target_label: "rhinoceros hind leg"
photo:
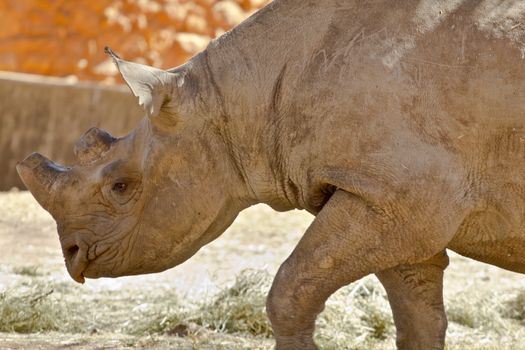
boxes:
[266,190,454,350]
[376,251,449,350]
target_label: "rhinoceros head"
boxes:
[17,48,249,283]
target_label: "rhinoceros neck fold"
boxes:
[199,1,349,212]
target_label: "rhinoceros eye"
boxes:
[112,182,128,193]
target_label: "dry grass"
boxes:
[0,280,79,333]
[0,271,392,349]
[11,265,44,277]
[2,193,525,349]
[2,268,525,349]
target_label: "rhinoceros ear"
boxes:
[105,47,181,118]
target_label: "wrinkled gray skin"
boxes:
[17,1,525,349]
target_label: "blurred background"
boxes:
[0,0,269,190]
[0,0,269,82]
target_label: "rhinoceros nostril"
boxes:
[66,245,80,259]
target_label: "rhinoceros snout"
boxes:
[16,152,69,209]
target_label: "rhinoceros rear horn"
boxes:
[74,127,116,165]
[104,47,181,119]
[16,153,69,209]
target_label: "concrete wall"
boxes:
[0,71,143,190]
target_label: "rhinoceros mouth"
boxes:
[62,239,90,284]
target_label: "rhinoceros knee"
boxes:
[266,276,302,333]
[266,262,322,336]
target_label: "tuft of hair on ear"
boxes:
[104,46,121,61]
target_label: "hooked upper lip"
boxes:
[61,236,114,283]
[62,239,89,284]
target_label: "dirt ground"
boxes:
[1,191,525,349]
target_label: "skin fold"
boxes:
[17,1,525,349]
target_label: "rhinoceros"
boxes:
[16,0,525,349]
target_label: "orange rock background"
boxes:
[0,0,270,82]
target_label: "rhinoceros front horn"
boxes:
[74,127,116,164]
[16,153,69,209]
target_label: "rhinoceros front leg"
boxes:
[266,190,453,350]
[376,251,449,350]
